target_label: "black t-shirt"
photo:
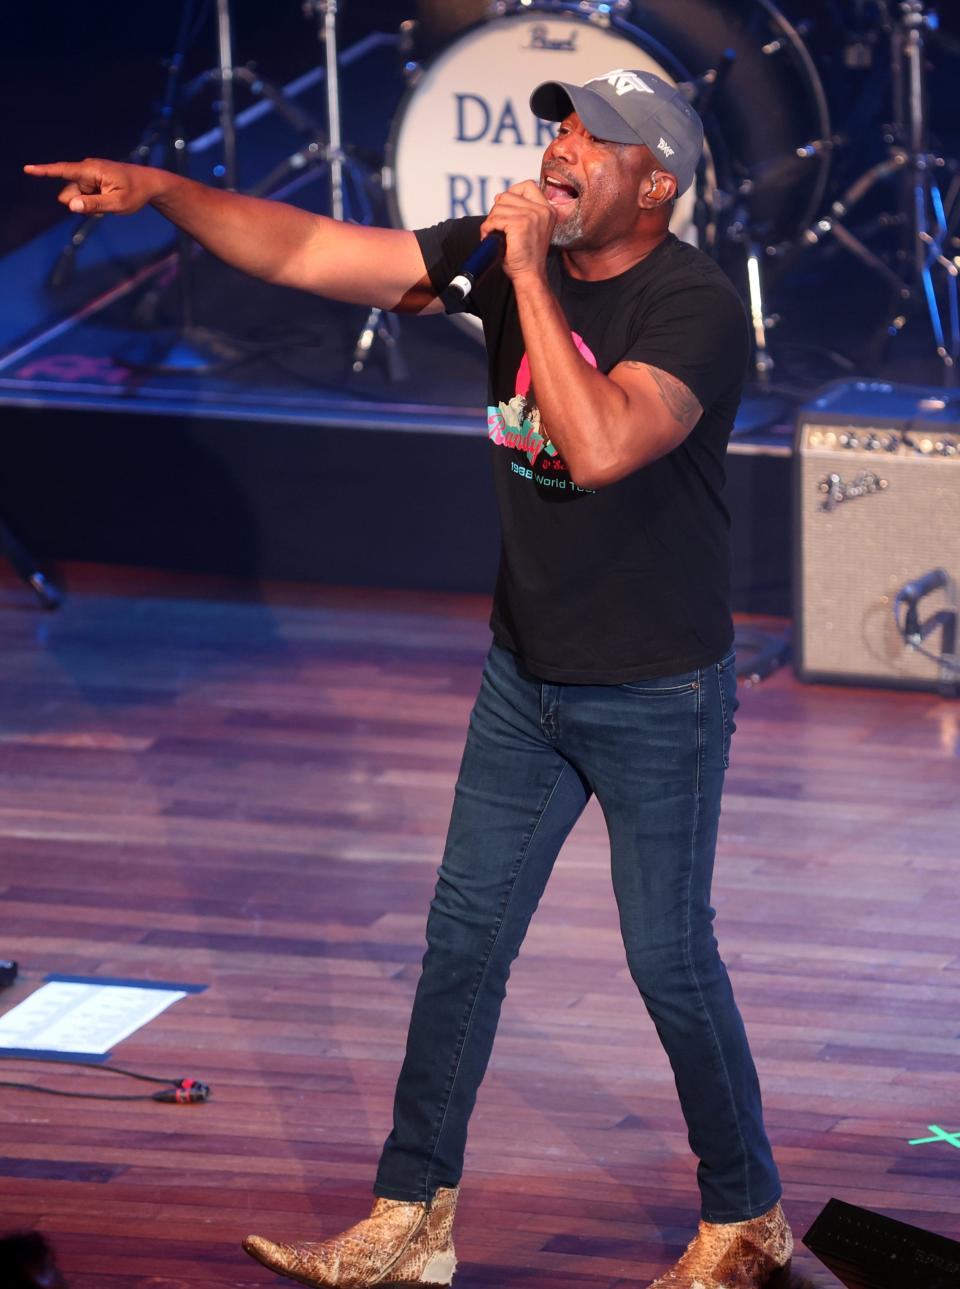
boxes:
[415,216,749,683]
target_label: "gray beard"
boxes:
[549,205,584,248]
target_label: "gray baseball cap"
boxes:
[530,69,704,197]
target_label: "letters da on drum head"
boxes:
[447,93,558,218]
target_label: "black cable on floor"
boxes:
[0,1056,211,1103]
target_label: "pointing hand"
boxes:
[23,158,161,216]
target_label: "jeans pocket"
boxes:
[619,672,700,697]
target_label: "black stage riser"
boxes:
[2,405,790,613]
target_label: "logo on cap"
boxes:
[657,137,675,158]
[590,69,654,97]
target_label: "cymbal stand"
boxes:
[214,0,239,189]
[122,0,336,372]
[121,0,248,372]
[793,1,959,381]
[301,0,406,381]
[205,0,330,192]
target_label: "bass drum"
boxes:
[389,1,831,333]
[623,0,833,239]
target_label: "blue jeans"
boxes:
[374,643,780,1222]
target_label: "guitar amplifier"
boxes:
[793,380,960,690]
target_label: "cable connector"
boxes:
[151,1078,211,1104]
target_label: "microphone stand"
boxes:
[894,568,959,695]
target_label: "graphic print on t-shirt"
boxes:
[487,331,597,498]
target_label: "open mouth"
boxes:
[543,173,581,207]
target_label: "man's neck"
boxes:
[561,227,671,281]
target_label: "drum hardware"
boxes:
[724,190,789,384]
[746,237,775,382]
[488,0,633,17]
[297,0,406,380]
[46,0,208,291]
[688,49,782,384]
[47,0,328,292]
[114,83,250,376]
[772,2,960,383]
[688,50,736,122]
[114,0,254,374]
[56,0,337,377]
[116,0,297,374]
[739,2,833,233]
[720,4,831,383]
[398,19,423,85]
[758,15,813,57]
[213,0,239,190]
[123,0,403,379]
[351,307,407,380]
[682,50,781,384]
[301,0,360,224]
[248,1,382,221]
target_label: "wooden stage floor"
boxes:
[0,565,958,1288]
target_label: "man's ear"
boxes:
[640,169,678,209]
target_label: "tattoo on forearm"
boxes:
[622,362,703,429]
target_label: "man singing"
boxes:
[27,69,793,1289]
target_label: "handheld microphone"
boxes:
[442,231,506,307]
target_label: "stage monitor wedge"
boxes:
[803,1198,960,1289]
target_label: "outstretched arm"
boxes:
[24,159,442,314]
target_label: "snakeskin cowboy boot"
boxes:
[649,1202,794,1288]
[242,1186,459,1289]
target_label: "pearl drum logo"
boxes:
[524,24,578,52]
